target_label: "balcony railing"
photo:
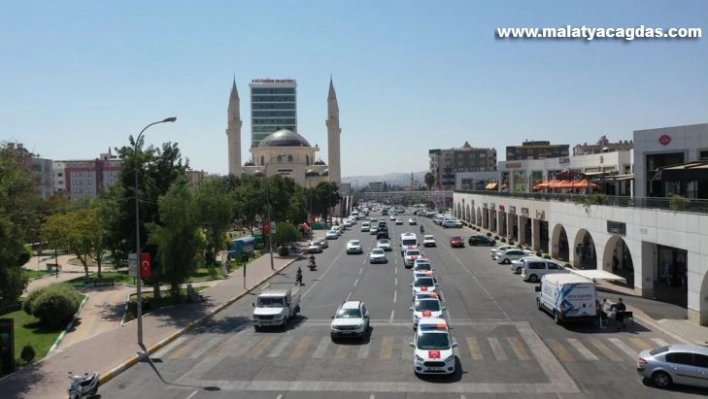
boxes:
[455,190,708,214]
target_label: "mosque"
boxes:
[225,77,342,189]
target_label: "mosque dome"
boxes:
[258,129,311,148]
[314,159,326,165]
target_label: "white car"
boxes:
[306,241,323,253]
[346,240,363,254]
[410,298,445,328]
[422,235,436,247]
[376,239,392,252]
[411,276,438,299]
[442,219,463,228]
[490,245,515,258]
[403,249,423,268]
[410,318,457,375]
[413,270,434,280]
[330,301,369,341]
[315,238,328,249]
[413,260,434,273]
[395,218,404,225]
[390,215,397,220]
[370,226,379,235]
[369,248,388,264]
[343,220,352,227]
[510,256,543,273]
[496,249,533,264]
[325,230,339,240]
[408,218,417,225]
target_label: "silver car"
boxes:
[637,344,708,389]
[369,248,388,264]
[376,239,392,252]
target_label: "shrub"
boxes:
[517,244,523,249]
[500,238,506,243]
[535,251,542,257]
[564,263,572,268]
[24,289,46,315]
[20,344,36,364]
[486,232,491,237]
[508,240,515,245]
[17,245,32,267]
[30,285,82,329]
[494,236,500,240]
[543,254,551,260]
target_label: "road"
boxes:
[99,210,705,398]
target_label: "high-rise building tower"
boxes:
[249,78,297,148]
[326,77,341,184]
[226,78,243,176]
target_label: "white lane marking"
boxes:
[608,337,638,359]
[390,310,395,322]
[359,268,363,275]
[276,395,283,399]
[186,390,198,399]
[461,395,467,399]
[567,338,598,361]
[312,337,330,358]
[357,342,371,359]
[370,395,375,399]
[651,338,669,347]
[393,291,397,303]
[395,267,398,274]
[353,278,359,287]
[394,277,398,286]
[444,243,511,321]
[302,244,346,299]
[346,292,352,301]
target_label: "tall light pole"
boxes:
[134,116,176,350]
[261,153,287,270]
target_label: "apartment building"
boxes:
[506,140,569,161]
[573,135,634,156]
[429,141,497,190]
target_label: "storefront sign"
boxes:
[659,135,671,146]
[558,157,570,164]
[498,205,505,212]
[509,206,516,214]
[607,220,627,236]
[521,207,529,216]
[535,210,545,220]
[506,162,522,169]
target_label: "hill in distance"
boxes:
[342,171,428,188]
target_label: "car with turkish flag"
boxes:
[410,276,438,300]
[409,318,457,375]
[403,248,423,268]
[409,298,445,329]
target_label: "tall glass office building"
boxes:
[249,78,297,149]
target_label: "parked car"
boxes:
[325,230,339,240]
[450,236,464,248]
[306,241,323,253]
[442,219,463,228]
[468,235,496,246]
[637,344,708,389]
[315,238,328,249]
[496,248,533,264]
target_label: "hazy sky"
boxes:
[1,0,706,177]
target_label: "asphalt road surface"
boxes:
[100,210,706,398]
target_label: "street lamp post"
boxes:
[134,116,176,351]
[261,153,287,270]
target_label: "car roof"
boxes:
[348,240,360,244]
[424,235,435,239]
[663,344,708,355]
[340,301,363,309]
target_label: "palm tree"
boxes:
[424,172,435,191]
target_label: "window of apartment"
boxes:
[699,150,708,160]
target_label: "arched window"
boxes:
[277,154,283,162]
[306,155,310,165]
[260,156,264,166]
[288,154,293,162]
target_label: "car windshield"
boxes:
[415,300,441,311]
[414,263,432,271]
[378,239,389,245]
[414,278,435,287]
[406,250,421,257]
[402,239,417,246]
[257,297,284,307]
[371,249,384,255]
[335,308,362,318]
[452,237,461,241]
[424,235,434,240]
[416,332,451,350]
[349,241,360,246]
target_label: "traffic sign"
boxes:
[128,253,138,277]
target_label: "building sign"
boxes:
[509,206,516,214]
[535,210,545,220]
[498,205,505,212]
[251,79,295,84]
[490,203,496,210]
[521,207,529,216]
[607,220,627,236]
[558,157,570,164]
[506,162,522,169]
[659,134,671,146]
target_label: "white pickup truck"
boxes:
[252,282,301,331]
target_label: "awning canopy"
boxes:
[658,161,708,182]
[568,269,627,284]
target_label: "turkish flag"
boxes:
[140,253,151,278]
[263,220,271,235]
[428,350,441,359]
[421,286,428,291]
[422,310,432,317]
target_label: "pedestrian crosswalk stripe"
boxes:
[334,344,348,359]
[358,341,372,359]
[267,336,293,358]
[248,336,274,358]
[466,337,483,360]
[507,337,530,360]
[608,338,637,360]
[487,337,507,361]
[400,338,410,360]
[202,334,233,360]
[651,338,668,347]
[380,336,393,359]
[588,337,623,362]
[567,338,598,361]
[190,336,223,359]
[546,339,574,362]
[628,337,652,352]
[169,335,205,360]
[231,336,260,358]
[290,336,311,359]
[312,337,329,359]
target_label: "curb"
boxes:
[48,294,90,355]
[94,257,299,388]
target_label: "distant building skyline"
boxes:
[249,78,297,149]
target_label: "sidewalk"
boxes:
[0,237,318,399]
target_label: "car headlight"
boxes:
[444,355,454,363]
[415,354,424,362]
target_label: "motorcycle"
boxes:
[67,371,99,399]
[420,226,425,234]
[307,259,317,271]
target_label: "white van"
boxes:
[400,232,419,255]
[361,222,371,232]
[535,274,598,325]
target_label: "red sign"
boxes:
[422,310,432,317]
[421,286,428,291]
[428,350,441,359]
[140,253,151,278]
[659,134,671,146]
[263,220,271,235]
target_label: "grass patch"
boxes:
[123,287,207,323]
[21,269,51,280]
[1,303,66,368]
[66,270,137,288]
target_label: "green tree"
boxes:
[310,182,341,224]
[194,179,234,265]
[147,178,201,298]
[233,175,265,233]
[40,213,71,260]
[424,172,435,191]
[273,222,300,253]
[287,186,308,224]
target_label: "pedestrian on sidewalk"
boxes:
[614,298,627,331]
[598,299,608,329]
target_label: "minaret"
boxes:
[226,77,243,176]
[326,76,341,184]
